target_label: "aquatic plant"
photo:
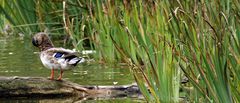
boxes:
[0,0,37,33]
[168,0,240,102]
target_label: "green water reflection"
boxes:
[0,36,142,102]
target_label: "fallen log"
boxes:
[0,76,142,100]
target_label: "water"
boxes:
[0,35,143,102]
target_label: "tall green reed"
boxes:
[90,0,240,102]
[168,0,240,102]
[0,0,37,34]
[87,0,181,102]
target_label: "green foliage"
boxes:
[169,0,240,102]
[107,1,180,102]
[0,0,37,33]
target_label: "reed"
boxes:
[0,0,38,34]
[88,1,181,102]
[168,0,239,102]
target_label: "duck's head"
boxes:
[32,32,54,51]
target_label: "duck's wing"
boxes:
[45,48,84,65]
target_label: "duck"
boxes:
[32,32,85,80]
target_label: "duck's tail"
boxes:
[68,57,85,66]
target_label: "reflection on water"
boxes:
[1,97,144,103]
[0,36,143,102]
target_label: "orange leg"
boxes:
[57,69,63,80]
[50,68,54,80]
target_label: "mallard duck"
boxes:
[32,32,85,80]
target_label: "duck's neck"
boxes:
[40,40,54,51]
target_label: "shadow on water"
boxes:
[0,36,145,102]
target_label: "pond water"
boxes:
[0,35,144,102]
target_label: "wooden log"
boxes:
[0,76,142,99]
